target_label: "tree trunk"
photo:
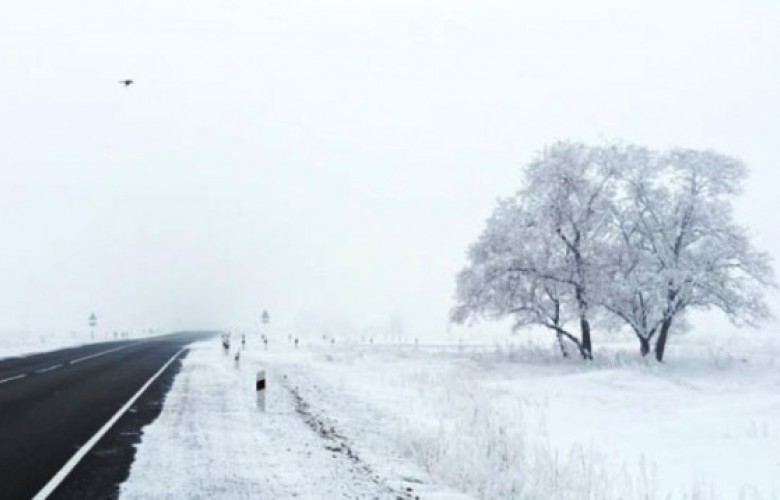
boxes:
[556,331,569,358]
[574,284,593,361]
[654,316,674,362]
[580,318,593,360]
[552,327,588,360]
[638,336,650,357]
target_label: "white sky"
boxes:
[1,0,778,336]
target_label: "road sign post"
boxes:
[88,313,97,340]
[256,370,266,411]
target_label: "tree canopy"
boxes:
[452,142,775,361]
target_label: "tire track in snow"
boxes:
[281,378,418,500]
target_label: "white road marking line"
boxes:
[70,345,128,365]
[0,373,27,385]
[33,347,187,500]
[0,344,133,388]
[35,364,63,374]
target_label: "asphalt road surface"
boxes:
[0,331,217,500]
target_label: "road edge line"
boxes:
[32,347,187,500]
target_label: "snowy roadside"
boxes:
[121,333,780,499]
[120,339,466,499]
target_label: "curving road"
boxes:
[0,331,217,500]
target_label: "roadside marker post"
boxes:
[256,370,266,411]
[88,313,97,340]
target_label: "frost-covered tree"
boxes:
[523,143,619,359]
[452,142,619,359]
[453,142,775,362]
[606,148,775,361]
[451,197,589,358]
[595,145,668,356]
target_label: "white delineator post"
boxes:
[256,370,266,411]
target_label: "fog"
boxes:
[1,0,778,338]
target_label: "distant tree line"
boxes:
[452,142,775,361]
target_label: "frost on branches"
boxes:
[452,142,775,361]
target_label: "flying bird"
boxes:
[119,79,134,87]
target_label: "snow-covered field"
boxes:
[121,331,780,500]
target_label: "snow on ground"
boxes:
[122,331,780,499]
[120,338,462,499]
